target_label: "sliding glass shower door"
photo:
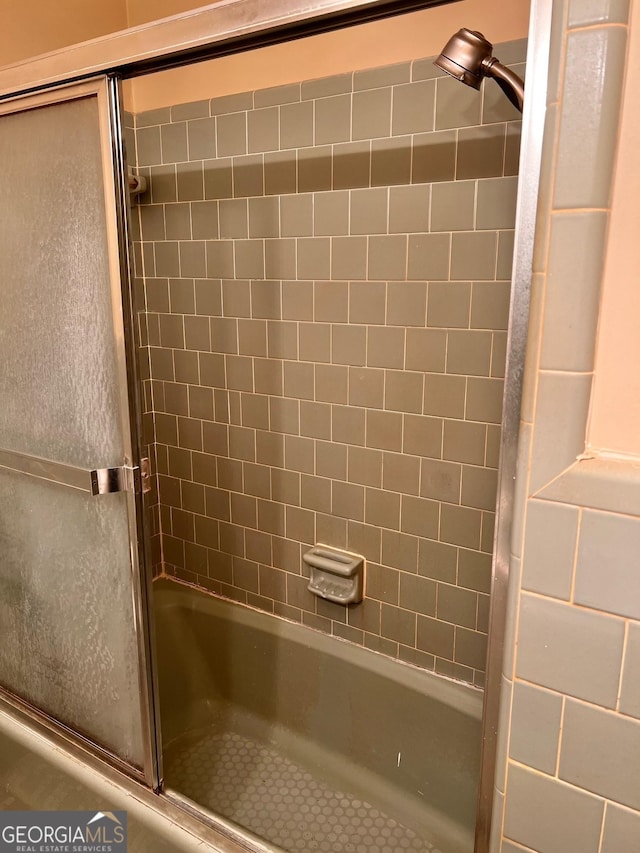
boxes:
[0,78,156,780]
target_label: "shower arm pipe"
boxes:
[482,57,524,111]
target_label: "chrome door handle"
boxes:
[90,466,137,495]
[91,458,151,496]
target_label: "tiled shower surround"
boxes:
[130,40,526,688]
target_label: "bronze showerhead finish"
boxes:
[434,27,525,112]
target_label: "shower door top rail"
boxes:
[0,0,458,99]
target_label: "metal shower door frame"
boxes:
[0,76,161,791]
[474,0,552,848]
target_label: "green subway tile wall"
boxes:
[130,41,526,688]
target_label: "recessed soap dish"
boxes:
[304,545,365,605]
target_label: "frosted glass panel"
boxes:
[0,97,124,469]
[0,87,148,773]
[0,468,144,767]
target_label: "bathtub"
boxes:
[153,578,482,853]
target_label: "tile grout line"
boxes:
[614,620,630,714]
[597,801,608,853]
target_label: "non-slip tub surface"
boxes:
[156,580,480,853]
[165,725,442,853]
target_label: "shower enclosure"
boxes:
[0,1,549,851]
[127,31,526,846]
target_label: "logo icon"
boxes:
[0,810,128,852]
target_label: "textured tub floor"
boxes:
[165,727,443,852]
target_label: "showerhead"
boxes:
[434,28,525,112]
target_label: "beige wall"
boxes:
[128,0,531,112]
[588,0,640,457]
[0,0,127,67]
[126,0,226,26]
